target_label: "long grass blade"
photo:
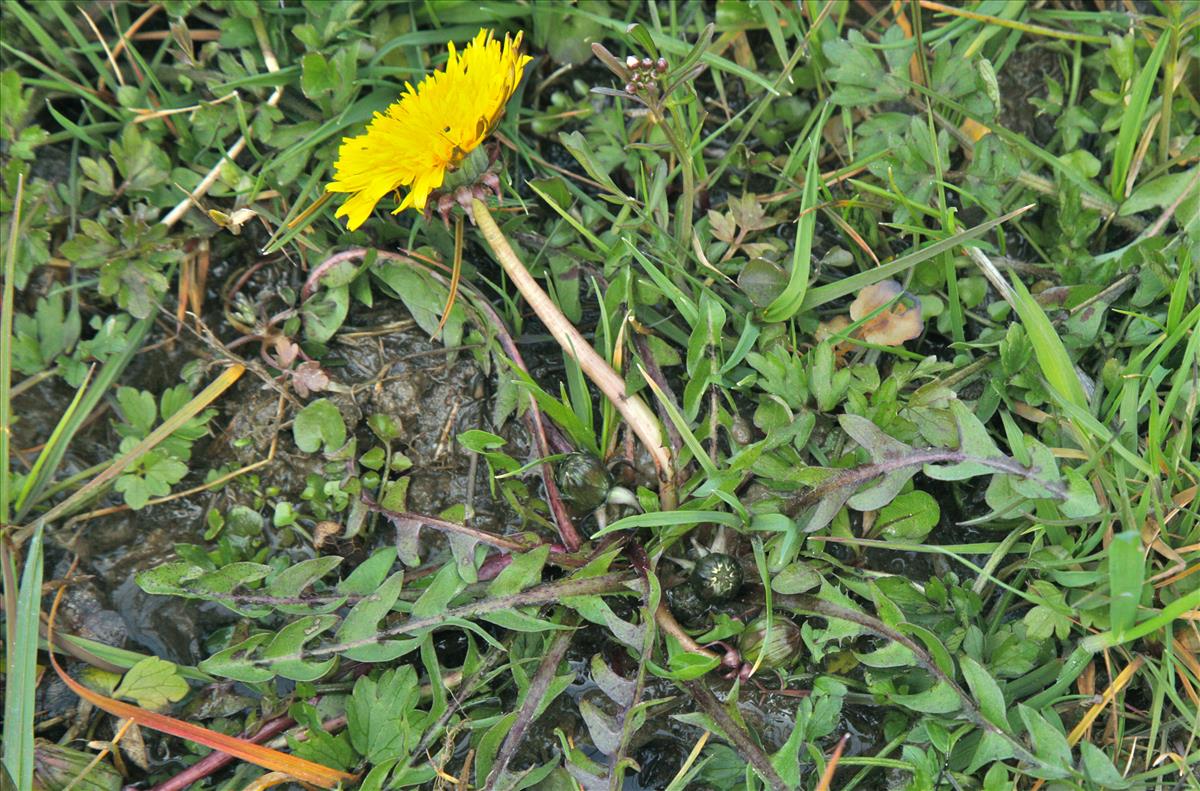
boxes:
[1,174,22,525]
[1,526,43,791]
[801,204,1034,310]
[1110,32,1170,199]
[1005,273,1091,412]
[12,364,95,514]
[30,364,245,528]
[1107,531,1145,639]
[762,105,829,322]
[1081,588,1200,652]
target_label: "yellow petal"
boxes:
[324,28,532,228]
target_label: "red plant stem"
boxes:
[300,248,387,302]
[302,247,583,551]
[460,273,584,550]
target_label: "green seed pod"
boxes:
[738,614,803,669]
[556,452,612,514]
[689,553,744,603]
[666,581,709,626]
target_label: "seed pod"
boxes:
[666,581,709,626]
[689,553,744,603]
[738,614,803,669]
[555,452,612,514]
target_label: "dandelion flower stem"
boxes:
[434,214,465,339]
[471,198,676,511]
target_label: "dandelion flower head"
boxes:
[326,29,531,230]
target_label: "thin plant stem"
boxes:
[1159,11,1180,168]
[434,214,465,339]
[471,198,676,509]
[662,107,695,250]
[1,174,22,527]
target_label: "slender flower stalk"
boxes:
[471,198,676,510]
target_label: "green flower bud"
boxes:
[690,553,743,603]
[738,614,803,669]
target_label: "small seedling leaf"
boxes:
[112,656,189,711]
[293,398,346,453]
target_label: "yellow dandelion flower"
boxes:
[326,28,532,230]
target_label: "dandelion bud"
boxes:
[626,55,640,69]
[556,452,613,514]
[738,615,803,669]
[690,553,743,603]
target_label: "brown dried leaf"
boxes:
[815,315,854,363]
[272,336,300,368]
[850,280,923,346]
[708,209,737,243]
[815,314,851,345]
[727,193,780,232]
[292,361,330,398]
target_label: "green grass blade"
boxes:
[1006,274,1091,413]
[49,633,214,682]
[623,242,698,326]
[14,315,153,521]
[593,509,742,539]
[2,1,86,84]
[1110,32,1170,200]
[761,105,829,322]
[0,43,121,120]
[503,360,600,456]
[13,365,95,514]
[639,364,716,478]
[1046,394,1153,477]
[2,525,44,791]
[562,353,593,443]
[42,1,109,82]
[1166,253,1192,334]
[1,174,21,524]
[44,101,108,149]
[1107,531,1144,639]
[528,181,612,255]
[801,204,1034,311]
[1082,587,1200,653]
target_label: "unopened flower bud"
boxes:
[625,82,638,94]
[656,57,668,73]
[641,56,653,69]
[626,55,640,69]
